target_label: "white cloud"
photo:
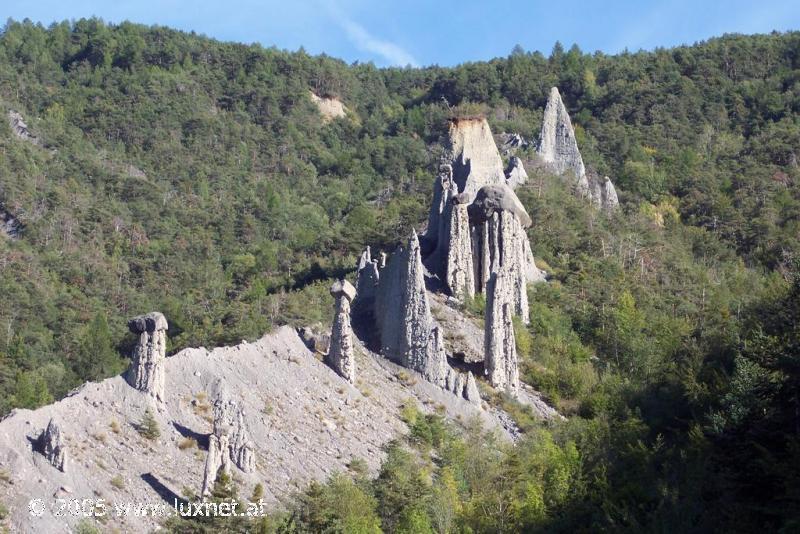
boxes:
[324,1,418,67]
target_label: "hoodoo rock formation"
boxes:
[426,117,506,255]
[35,419,67,472]
[327,279,356,383]
[505,156,529,189]
[538,87,588,191]
[485,270,520,396]
[374,231,449,385]
[538,87,620,211]
[444,194,475,302]
[468,184,531,323]
[126,312,168,402]
[349,118,552,406]
[353,232,483,406]
[201,387,255,497]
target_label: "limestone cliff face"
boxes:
[375,231,448,386]
[126,312,168,402]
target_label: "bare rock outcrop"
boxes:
[444,368,481,408]
[354,246,380,318]
[505,156,528,189]
[126,312,168,402]
[426,117,506,252]
[443,195,475,301]
[326,279,356,383]
[309,91,347,122]
[537,87,589,196]
[201,387,255,497]
[600,176,619,211]
[8,110,39,145]
[485,270,519,396]
[469,185,531,323]
[0,204,21,239]
[498,132,529,155]
[538,88,621,211]
[35,419,66,472]
[375,231,448,386]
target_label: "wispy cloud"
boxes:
[324,1,418,67]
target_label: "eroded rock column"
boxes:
[375,231,448,386]
[327,279,356,383]
[126,312,168,402]
[444,195,475,302]
[36,419,66,472]
[485,270,520,396]
[201,389,255,497]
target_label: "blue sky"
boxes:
[3,0,800,67]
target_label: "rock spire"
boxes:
[538,87,620,211]
[326,279,356,383]
[36,419,66,472]
[469,184,531,323]
[426,117,506,253]
[538,86,588,194]
[505,156,528,189]
[201,387,255,497]
[485,270,519,396]
[375,231,448,385]
[126,312,168,402]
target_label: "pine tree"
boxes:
[137,409,160,440]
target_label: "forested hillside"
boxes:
[1,19,799,531]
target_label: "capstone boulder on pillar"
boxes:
[327,279,356,383]
[126,312,168,402]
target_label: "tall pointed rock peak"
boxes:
[446,117,506,199]
[538,86,587,185]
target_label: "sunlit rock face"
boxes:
[126,312,168,402]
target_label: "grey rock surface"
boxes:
[201,387,256,496]
[126,312,168,402]
[36,419,66,472]
[8,110,39,145]
[327,280,356,383]
[505,156,529,189]
[485,270,520,396]
[498,132,529,155]
[426,117,506,253]
[0,326,510,533]
[537,87,588,196]
[468,184,533,228]
[444,199,475,301]
[600,176,619,211]
[375,231,449,386]
[354,246,379,317]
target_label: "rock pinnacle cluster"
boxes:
[538,87,619,211]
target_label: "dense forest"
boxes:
[1,18,799,532]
